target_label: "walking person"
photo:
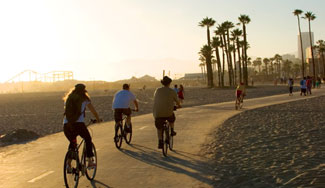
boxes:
[288,78,294,96]
[173,84,179,94]
[178,84,184,104]
[300,77,307,96]
[306,76,312,95]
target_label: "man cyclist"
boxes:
[236,82,246,103]
[112,84,139,139]
[153,76,181,149]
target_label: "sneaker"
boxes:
[171,130,177,136]
[87,158,96,169]
[158,140,163,149]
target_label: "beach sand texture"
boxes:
[205,95,325,187]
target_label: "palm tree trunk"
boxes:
[233,40,237,85]
[322,52,325,77]
[207,27,211,47]
[222,47,225,87]
[237,40,242,83]
[297,16,305,77]
[308,20,316,87]
[222,33,232,86]
[242,24,248,86]
[226,30,234,86]
[215,47,222,87]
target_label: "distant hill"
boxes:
[115,75,157,83]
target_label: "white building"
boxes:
[298,32,314,60]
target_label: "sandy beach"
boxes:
[204,95,325,187]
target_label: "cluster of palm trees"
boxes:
[293,9,318,83]
[251,55,302,80]
[198,15,250,88]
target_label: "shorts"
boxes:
[155,113,176,129]
[301,88,306,93]
[114,108,131,123]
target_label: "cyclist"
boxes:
[63,83,101,168]
[112,84,139,138]
[236,82,246,103]
[153,76,181,149]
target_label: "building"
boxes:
[298,32,314,60]
[306,47,324,76]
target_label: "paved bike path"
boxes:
[1,88,324,188]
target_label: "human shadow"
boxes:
[120,144,215,186]
[91,179,112,188]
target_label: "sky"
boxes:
[0,0,324,82]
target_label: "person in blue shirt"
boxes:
[112,84,139,133]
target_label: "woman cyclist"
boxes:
[236,82,246,104]
[63,83,101,168]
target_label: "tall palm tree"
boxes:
[303,11,316,86]
[232,29,243,83]
[199,17,216,47]
[293,9,305,77]
[215,26,226,86]
[238,14,251,86]
[211,37,222,87]
[224,21,235,86]
[199,45,214,87]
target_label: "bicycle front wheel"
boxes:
[64,150,79,188]
[162,127,169,157]
[124,123,132,144]
[85,143,97,180]
[114,124,123,149]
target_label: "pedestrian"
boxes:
[178,84,184,104]
[173,84,178,94]
[288,78,294,96]
[306,76,312,95]
[300,77,307,96]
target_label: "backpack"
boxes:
[300,80,304,86]
[64,93,83,123]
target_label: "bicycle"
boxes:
[235,94,244,110]
[63,119,98,188]
[114,109,136,149]
[161,106,178,157]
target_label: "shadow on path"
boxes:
[120,144,215,186]
[91,179,112,188]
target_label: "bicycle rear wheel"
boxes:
[168,126,173,151]
[85,143,97,180]
[114,124,123,149]
[64,150,79,188]
[124,123,132,144]
[162,126,169,157]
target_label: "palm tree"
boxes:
[215,26,226,86]
[316,40,325,76]
[224,21,235,86]
[199,56,206,82]
[199,17,216,47]
[263,58,270,76]
[303,11,316,86]
[211,37,222,86]
[238,14,251,86]
[274,54,282,77]
[199,45,214,87]
[293,9,305,77]
[232,29,243,83]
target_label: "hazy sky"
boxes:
[0,0,324,82]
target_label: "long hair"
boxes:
[63,87,91,102]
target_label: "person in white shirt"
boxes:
[112,84,139,133]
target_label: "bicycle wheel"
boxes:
[124,123,132,144]
[64,150,79,188]
[162,126,169,157]
[168,126,173,151]
[114,124,123,149]
[85,143,97,180]
[235,100,238,110]
[239,97,243,109]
